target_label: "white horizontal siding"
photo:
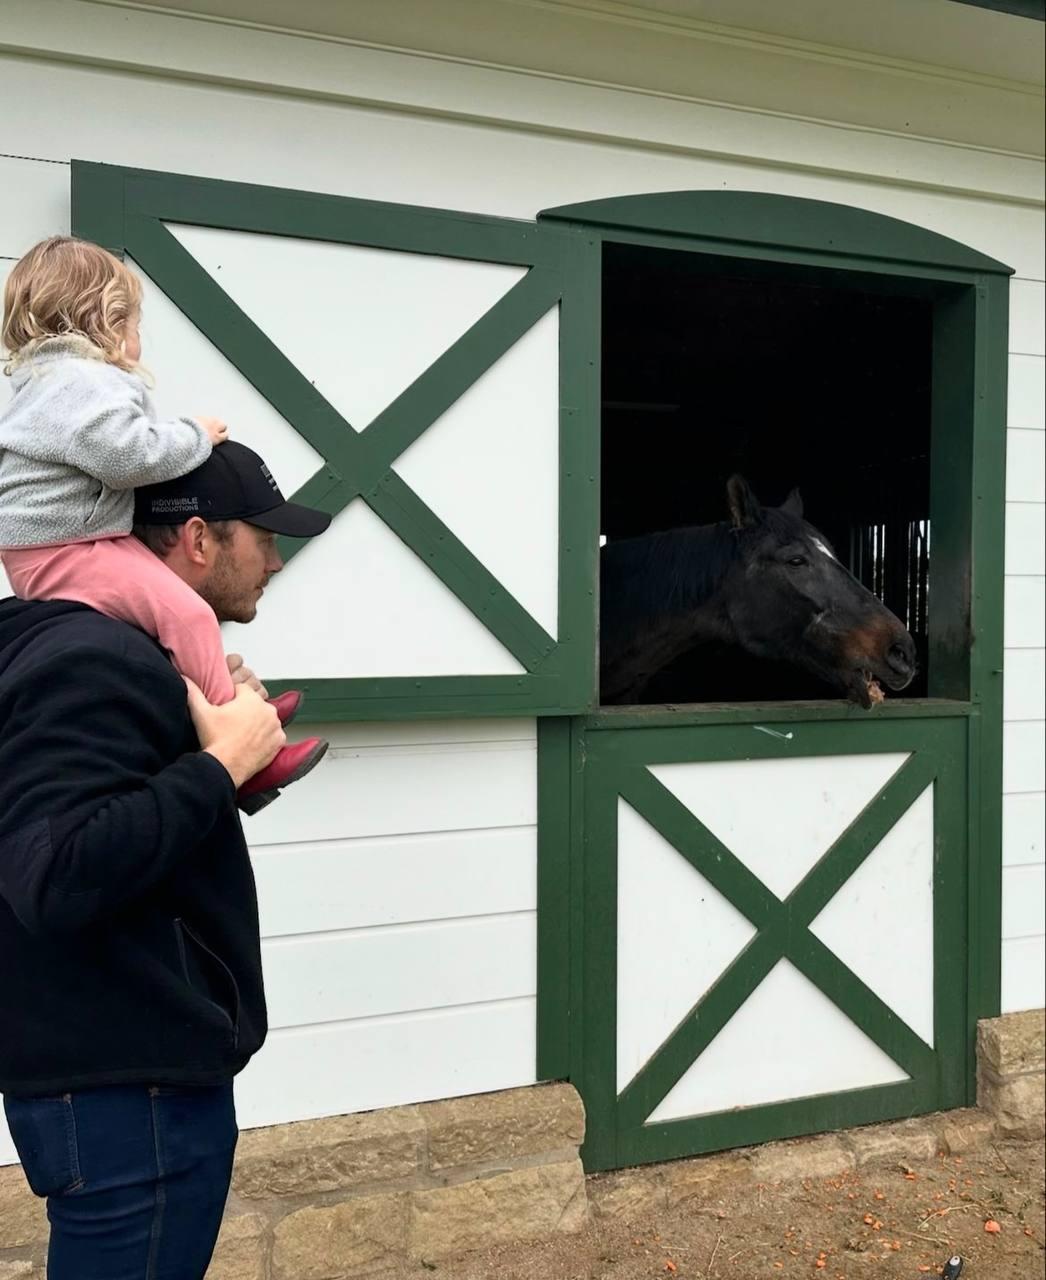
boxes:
[0,51,1042,274]
[0,155,69,257]
[261,913,535,1029]
[1007,432,1046,504]
[1003,793,1045,868]
[236,718,539,1128]
[1004,577,1046,649]
[254,827,536,938]
[1003,272,1045,1012]
[1003,788,1046,1012]
[1003,651,1046,722]
[244,735,536,848]
[1003,723,1046,796]
[1001,937,1046,1014]
[1007,355,1046,431]
[1002,864,1046,942]
[235,998,536,1130]
[1009,280,1046,358]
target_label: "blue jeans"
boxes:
[3,1082,237,1279]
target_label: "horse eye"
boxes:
[787,556,808,567]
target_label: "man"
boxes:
[0,441,331,1277]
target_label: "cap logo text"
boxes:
[150,496,200,513]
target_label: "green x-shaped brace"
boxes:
[125,216,563,671]
[614,751,939,1126]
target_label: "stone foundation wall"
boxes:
[977,1008,1046,1140]
[0,1084,587,1277]
[1,1011,1042,1277]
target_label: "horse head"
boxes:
[721,476,917,708]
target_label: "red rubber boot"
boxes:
[237,737,329,815]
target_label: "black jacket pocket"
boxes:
[174,918,241,1044]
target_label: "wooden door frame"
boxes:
[535,192,1011,1168]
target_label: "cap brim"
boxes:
[247,501,332,538]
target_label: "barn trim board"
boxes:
[70,161,601,720]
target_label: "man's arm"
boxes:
[0,645,236,936]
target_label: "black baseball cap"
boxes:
[134,440,332,538]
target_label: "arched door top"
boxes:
[539,191,1013,276]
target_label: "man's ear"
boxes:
[727,475,761,529]
[181,516,210,566]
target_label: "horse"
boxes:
[599,475,917,707]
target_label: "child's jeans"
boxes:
[0,535,234,704]
[3,1082,237,1279]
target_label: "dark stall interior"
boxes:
[599,240,933,704]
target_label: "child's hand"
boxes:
[197,416,229,445]
[227,653,268,700]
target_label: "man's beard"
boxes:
[197,547,261,624]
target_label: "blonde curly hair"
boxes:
[2,235,142,373]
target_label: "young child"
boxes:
[0,235,326,811]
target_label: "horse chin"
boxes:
[844,668,888,710]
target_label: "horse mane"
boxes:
[600,520,740,637]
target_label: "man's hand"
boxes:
[185,680,285,788]
[226,653,268,700]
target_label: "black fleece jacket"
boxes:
[0,598,267,1096]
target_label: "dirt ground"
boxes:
[413,1138,1044,1280]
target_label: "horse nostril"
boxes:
[888,642,913,674]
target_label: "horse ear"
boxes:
[781,487,804,518]
[727,475,761,529]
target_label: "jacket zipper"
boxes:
[173,917,241,1048]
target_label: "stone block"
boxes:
[207,1212,269,1280]
[271,1193,409,1279]
[0,1264,37,1278]
[978,1009,1045,1076]
[935,1108,997,1155]
[588,1168,668,1221]
[0,1168,47,1250]
[979,1071,1046,1140]
[848,1118,940,1167]
[234,1107,424,1198]
[423,1084,585,1173]
[408,1158,587,1259]
[749,1135,854,1185]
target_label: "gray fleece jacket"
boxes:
[0,336,211,548]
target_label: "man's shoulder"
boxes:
[0,599,176,682]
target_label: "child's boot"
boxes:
[268,690,304,726]
[238,737,328,815]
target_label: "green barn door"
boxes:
[529,192,1009,1173]
[72,163,600,720]
[574,712,970,1172]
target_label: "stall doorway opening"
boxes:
[599,241,933,705]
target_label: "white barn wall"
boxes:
[0,2,1043,1161]
[237,718,539,1130]
[0,715,539,1164]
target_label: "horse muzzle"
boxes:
[839,613,917,701]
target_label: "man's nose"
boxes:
[267,550,284,573]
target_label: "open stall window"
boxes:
[598,243,933,705]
